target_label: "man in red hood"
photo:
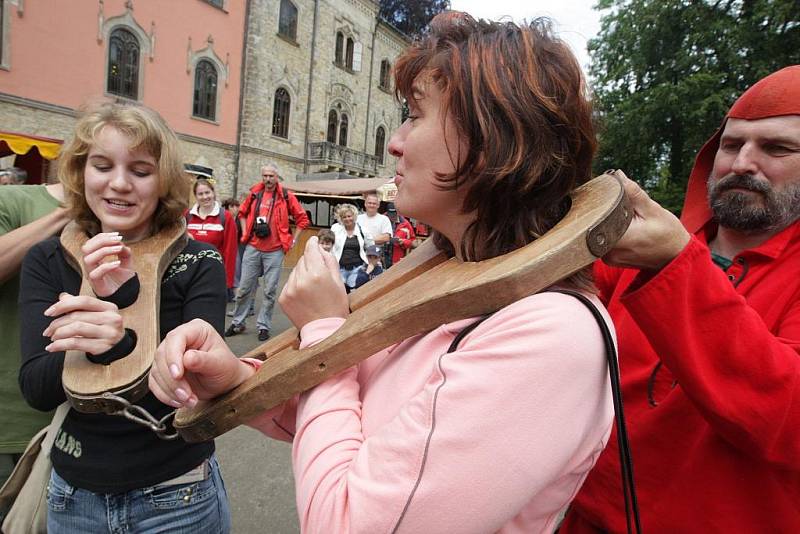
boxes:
[562,65,800,532]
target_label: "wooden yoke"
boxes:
[60,222,188,413]
[174,171,631,442]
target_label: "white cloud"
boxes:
[448,0,602,73]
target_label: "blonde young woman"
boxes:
[18,103,230,533]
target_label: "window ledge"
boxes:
[277,33,299,47]
[104,92,140,104]
[191,115,220,125]
[333,62,355,75]
[271,134,292,144]
[378,85,392,94]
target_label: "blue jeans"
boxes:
[47,456,230,533]
[339,265,363,288]
[233,243,246,288]
[231,245,284,332]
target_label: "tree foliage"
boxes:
[589,0,800,213]
[379,0,450,38]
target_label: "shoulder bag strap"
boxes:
[550,289,642,534]
[446,315,492,353]
[41,402,70,456]
[266,189,277,224]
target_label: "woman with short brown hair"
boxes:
[151,13,613,533]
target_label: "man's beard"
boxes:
[707,173,800,234]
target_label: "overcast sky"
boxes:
[448,0,603,73]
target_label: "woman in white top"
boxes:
[330,203,373,289]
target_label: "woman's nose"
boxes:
[387,125,407,158]
[109,167,132,190]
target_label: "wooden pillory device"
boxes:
[173,171,632,442]
[60,222,188,414]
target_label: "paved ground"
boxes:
[215,269,300,533]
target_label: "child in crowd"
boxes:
[353,244,384,289]
[317,228,335,253]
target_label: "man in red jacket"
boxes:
[562,66,800,532]
[383,203,415,268]
[225,163,309,341]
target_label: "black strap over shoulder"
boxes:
[446,315,492,353]
[449,293,642,534]
[550,289,642,534]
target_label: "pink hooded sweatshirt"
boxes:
[248,291,615,533]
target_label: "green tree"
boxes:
[379,0,450,37]
[589,0,800,213]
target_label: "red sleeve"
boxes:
[287,192,310,229]
[591,260,626,306]
[396,222,415,250]
[222,210,238,288]
[239,192,254,218]
[621,236,800,468]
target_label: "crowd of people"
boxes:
[0,8,798,534]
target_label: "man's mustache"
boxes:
[714,174,770,194]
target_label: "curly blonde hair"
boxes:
[333,203,359,225]
[58,102,190,236]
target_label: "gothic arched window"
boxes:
[338,113,349,147]
[193,60,218,120]
[107,28,140,99]
[327,109,338,143]
[272,88,291,138]
[375,126,386,165]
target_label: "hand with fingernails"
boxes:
[81,231,136,297]
[149,237,348,409]
[148,318,250,408]
[278,236,349,330]
[42,293,125,355]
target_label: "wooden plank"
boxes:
[60,222,188,413]
[239,237,446,361]
[174,172,631,442]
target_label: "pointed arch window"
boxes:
[107,28,140,99]
[338,114,349,147]
[193,60,218,120]
[272,88,291,138]
[327,110,338,143]
[278,0,298,42]
[375,126,386,165]
[335,32,344,66]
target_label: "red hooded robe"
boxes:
[563,66,800,533]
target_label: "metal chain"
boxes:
[101,392,179,440]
